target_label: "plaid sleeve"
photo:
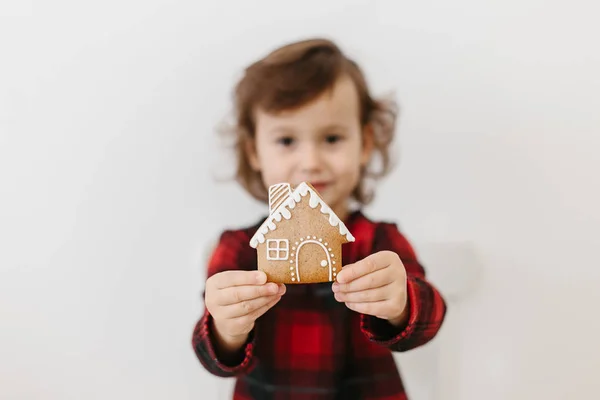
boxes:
[360,222,447,351]
[191,230,257,377]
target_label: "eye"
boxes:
[276,136,294,147]
[325,134,343,144]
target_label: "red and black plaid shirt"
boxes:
[192,210,447,399]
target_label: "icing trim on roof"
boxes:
[249,182,355,248]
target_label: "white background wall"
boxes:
[1,1,599,399]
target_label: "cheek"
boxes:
[255,147,293,183]
[337,142,363,171]
[330,151,361,179]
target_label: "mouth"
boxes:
[309,182,330,192]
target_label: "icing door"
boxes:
[295,239,332,282]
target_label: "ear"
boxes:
[245,137,261,171]
[360,124,375,166]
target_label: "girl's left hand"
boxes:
[332,250,409,327]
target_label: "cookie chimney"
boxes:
[269,183,292,214]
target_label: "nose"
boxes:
[299,143,323,175]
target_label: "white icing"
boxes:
[266,239,289,260]
[287,197,296,209]
[309,192,319,208]
[329,213,336,226]
[269,183,291,214]
[293,239,333,282]
[292,191,302,202]
[249,182,355,248]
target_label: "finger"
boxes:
[218,283,284,306]
[333,267,391,293]
[336,253,388,284]
[344,300,390,317]
[249,294,282,320]
[222,294,282,318]
[230,293,282,326]
[212,270,267,289]
[334,284,391,303]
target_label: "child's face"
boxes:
[247,75,373,219]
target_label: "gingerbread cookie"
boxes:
[249,182,355,284]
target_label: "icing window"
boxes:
[266,239,289,260]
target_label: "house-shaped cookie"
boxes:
[249,182,355,284]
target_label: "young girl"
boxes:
[192,38,447,400]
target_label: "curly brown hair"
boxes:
[219,38,399,205]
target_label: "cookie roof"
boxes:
[249,182,356,248]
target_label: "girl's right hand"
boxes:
[205,270,285,342]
